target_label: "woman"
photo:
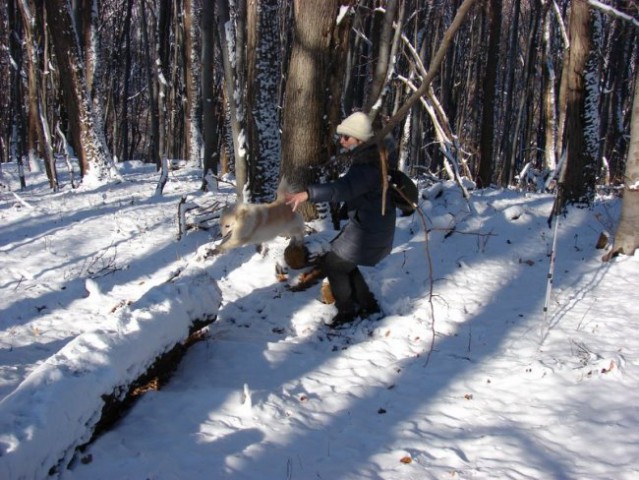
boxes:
[285,112,396,327]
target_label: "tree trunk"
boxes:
[604,66,639,259]
[280,0,340,219]
[73,0,95,95]
[556,0,596,211]
[502,2,541,187]
[0,0,8,166]
[541,0,558,175]
[599,17,635,182]
[498,0,521,179]
[7,0,27,187]
[17,0,58,190]
[216,0,247,201]
[365,0,399,117]
[200,1,219,190]
[183,0,198,164]
[246,0,282,203]
[327,1,352,151]
[119,0,134,162]
[477,0,502,188]
[140,2,162,168]
[45,0,112,182]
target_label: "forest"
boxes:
[1,0,638,254]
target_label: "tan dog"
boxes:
[215,178,305,253]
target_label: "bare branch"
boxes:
[587,0,639,28]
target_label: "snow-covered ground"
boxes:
[1,161,637,480]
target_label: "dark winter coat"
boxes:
[307,144,396,266]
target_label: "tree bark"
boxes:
[0,0,8,165]
[365,0,399,117]
[556,0,596,211]
[45,0,112,181]
[280,0,340,218]
[200,1,219,190]
[17,0,58,189]
[119,0,134,162]
[216,0,247,201]
[246,0,282,203]
[604,66,639,259]
[477,0,502,188]
[141,2,165,170]
[541,0,558,175]
[183,0,198,164]
[504,4,541,187]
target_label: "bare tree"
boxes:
[216,0,248,201]
[555,0,596,211]
[603,63,639,259]
[364,0,400,118]
[477,0,502,188]
[183,0,199,164]
[6,0,27,188]
[17,0,57,189]
[1,0,637,203]
[0,0,8,165]
[280,0,342,218]
[503,2,542,187]
[540,0,560,176]
[44,0,114,181]
[140,1,162,169]
[200,1,220,189]
[246,0,283,202]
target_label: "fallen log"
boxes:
[0,268,221,480]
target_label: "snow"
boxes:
[1,161,638,480]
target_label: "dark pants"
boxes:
[320,251,377,314]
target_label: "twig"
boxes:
[206,173,236,190]
[587,0,639,28]
[389,185,437,366]
[12,192,36,210]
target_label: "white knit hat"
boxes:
[336,112,373,141]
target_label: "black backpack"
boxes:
[389,169,418,215]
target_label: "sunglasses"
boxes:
[339,135,351,141]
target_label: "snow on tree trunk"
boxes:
[216,0,248,202]
[155,157,169,196]
[246,0,282,203]
[542,3,558,175]
[44,0,114,185]
[183,0,201,165]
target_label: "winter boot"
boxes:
[328,309,357,329]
